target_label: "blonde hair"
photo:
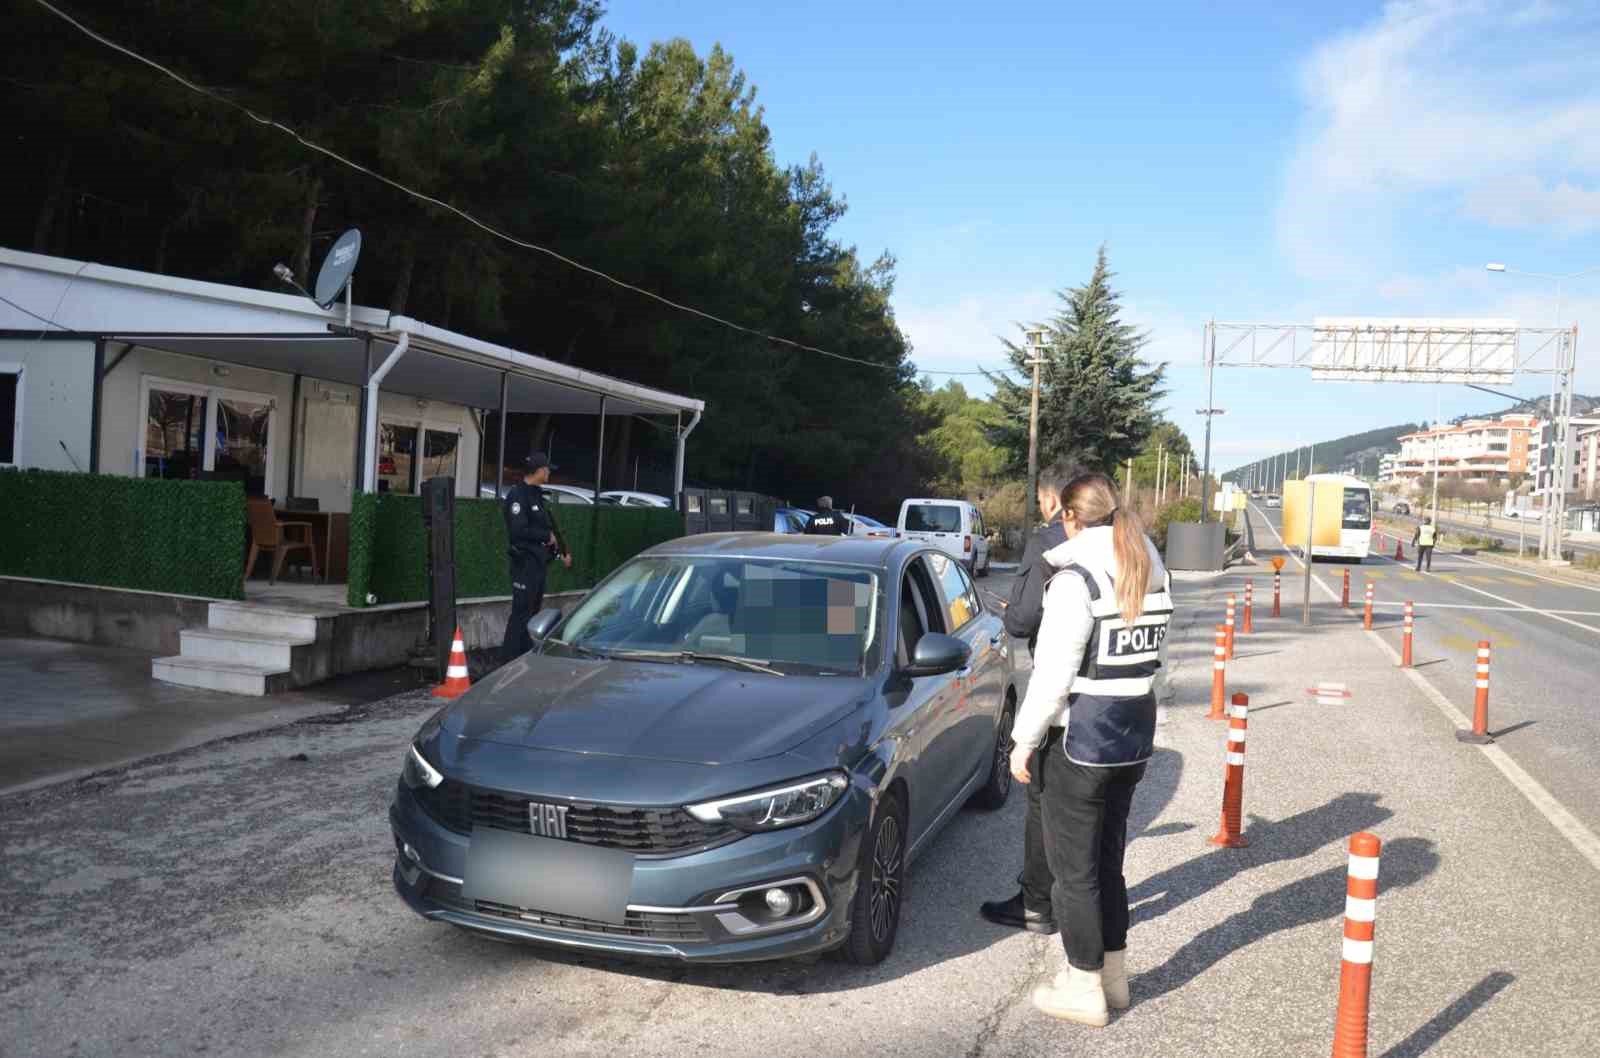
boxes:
[1061,473,1151,623]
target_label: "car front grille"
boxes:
[424,878,707,943]
[413,778,736,855]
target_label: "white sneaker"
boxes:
[1102,949,1130,1010]
[1032,964,1110,1027]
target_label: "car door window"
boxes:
[897,557,946,667]
[927,552,981,632]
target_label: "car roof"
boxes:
[647,532,926,570]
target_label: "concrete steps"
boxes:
[151,655,295,696]
[152,602,319,697]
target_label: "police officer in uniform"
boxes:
[1008,472,1172,1027]
[803,496,850,535]
[1413,516,1438,572]
[979,461,1077,935]
[500,452,573,663]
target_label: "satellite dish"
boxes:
[313,228,362,309]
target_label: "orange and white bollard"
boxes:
[1362,582,1374,631]
[1208,693,1249,848]
[1330,832,1382,1058]
[1394,537,1405,562]
[1208,625,1228,720]
[1225,594,1237,660]
[431,626,473,699]
[1243,581,1255,634]
[1401,601,1414,668]
[1457,640,1494,744]
[1342,568,1351,609]
[1273,570,1282,618]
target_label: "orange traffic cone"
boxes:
[432,626,472,698]
[1394,538,1405,561]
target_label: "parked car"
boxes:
[600,490,673,508]
[1266,494,1282,509]
[1393,501,1411,515]
[895,498,991,577]
[775,507,814,533]
[479,483,596,505]
[849,513,893,538]
[391,535,1017,965]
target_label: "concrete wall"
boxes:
[0,337,95,471]
[0,576,211,655]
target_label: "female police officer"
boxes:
[500,452,573,663]
[1007,472,1172,1026]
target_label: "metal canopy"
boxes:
[107,332,681,416]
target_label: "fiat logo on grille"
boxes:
[528,801,570,840]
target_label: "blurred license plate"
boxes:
[461,828,634,925]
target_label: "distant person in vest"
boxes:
[803,496,850,535]
[500,452,573,663]
[1413,517,1438,572]
[979,460,1080,937]
[1007,471,1173,1027]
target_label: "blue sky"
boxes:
[601,0,1600,475]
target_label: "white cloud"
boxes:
[1278,0,1600,277]
[895,289,1055,389]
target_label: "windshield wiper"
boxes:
[605,648,786,677]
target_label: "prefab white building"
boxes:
[0,247,703,514]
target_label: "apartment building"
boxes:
[1533,417,1600,500]
[1393,414,1539,484]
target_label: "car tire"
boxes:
[970,697,1015,811]
[832,790,907,966]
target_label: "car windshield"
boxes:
[548,556,881,676]
[1343,489,1372,528]
[905,504,961,533]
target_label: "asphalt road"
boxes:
[1385,507,1600,560]
[4,561,1598,1057]
[1249,502,1600,837]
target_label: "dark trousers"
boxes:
[1415,544,1434,572]
[1019,731,1062,914]
[1038,744,1147,970]
[500,554,548,663]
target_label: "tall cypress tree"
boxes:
[987,245,1167,476]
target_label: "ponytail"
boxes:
[1061,473,1152,624]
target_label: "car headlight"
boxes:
[686,772,848,832]
[401,743,444,790]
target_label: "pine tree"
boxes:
[987,245,1167,476]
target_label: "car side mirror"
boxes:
[526,608,563,642]
[902,633,970,678]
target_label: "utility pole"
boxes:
[1024,328,1048,529]
[1199,322,1222,523]
[1126,457,1135,505]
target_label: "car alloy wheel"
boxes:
[832,792,907,965]
[868,814,903,944]
[972,701,1015,810]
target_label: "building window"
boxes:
[140,377,274,494]
[378,420,460,494]
[2,365,23,466]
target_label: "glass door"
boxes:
[144,386,209,480]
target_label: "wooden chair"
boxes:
[245,496,319,584]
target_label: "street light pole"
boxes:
[1199,322,1220,523]
[1024,328,1048,530]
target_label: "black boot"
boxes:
[979,892,1058,934]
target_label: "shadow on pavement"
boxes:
[1378,970,1515,1058]
[1133,835,1441,1003]
[1489,720,1536,739]
[1247,700,1296,713]
[1127,792,1393,929]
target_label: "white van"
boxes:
[897,498,991,576]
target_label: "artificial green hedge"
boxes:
[0,469,245,599]
[346,495,683,607]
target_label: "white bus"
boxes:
[1283,474,1374,561]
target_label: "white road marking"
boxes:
[1368,551,1600,638]
[1249,501,1600,876]
[1363,602,1600,616]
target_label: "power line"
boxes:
[26,0,915,375]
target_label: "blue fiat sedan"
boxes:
[391,533,1018,964]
